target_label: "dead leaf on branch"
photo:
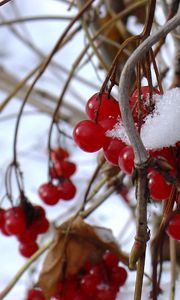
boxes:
[37,216,128,299]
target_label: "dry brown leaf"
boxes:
[37,216,128,299]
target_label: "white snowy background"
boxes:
[0,1,180,299]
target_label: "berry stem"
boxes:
[169,237,176,300]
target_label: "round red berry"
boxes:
[73,120,106,152]
[0,209,5,229]
[111,266,127,287]
[58,180,76,200]
[19,241,39,258]
[18,227,37,244]
[96,287,117,300]
[38,183,62,205]
[118,146,134,174]
[80,273,100,296]
[103,250,119,269]
[4,206,26,236]
[130,86,160,122]
[26,287,45,300]
[148,170,172,201]
[86,92,120,122]
[50,147,69,161]
[103,138,125,165]
[166,214,180,240]
[50,160,76,178]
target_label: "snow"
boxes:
[108,88,180,150]
[141,88,180,149]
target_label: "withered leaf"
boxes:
[37,216,128,299]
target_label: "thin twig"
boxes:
[0,15,75,26]
[169,237,176,300]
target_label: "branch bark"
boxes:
[118,11,180,300]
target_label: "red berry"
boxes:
[118,146,134,174]
[103,138,125,165]
[73,291,87,300]
[89,264,103,282]
[58,180,76,201]
[148,170,172,201]
[32,217,49,234]
[80,273,100,296]
[111,266,127,287]
[19,241,39,258]
[26,287,45,300]
[50,147,69,161]
[50,160,76,178]
[166,214,180,240]
[0,209,5,229]
[1,225,12,236]
[73,120,106,152]
[18,227,37,244]
[149,147,175,169]
[34,205,46,219]
[38,183,62,205]
[130,86,160,122]
[96,287,117,300]
[99,117,117,132]
[103,250,119,269]
[86,92,120,122]
[4,207,26,236]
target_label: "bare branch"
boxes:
[0,0,11,6]
[118,13,180,165]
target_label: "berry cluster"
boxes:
[73,92,123,157]
[38,147,76,205]
[0,204,49,257]
[73,88,177,202]
[25,250,127,300]
[73,88,160,166]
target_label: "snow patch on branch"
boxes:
[107,88,180,150]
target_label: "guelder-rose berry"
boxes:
[0,209,5,229]
[148,170,172,201]
[111,266,127,287]
[130,86,160,122]
[50,147,69,161]
[80,273,100,296]
[50,160,76,178]
[96,288,116,300]
[17,227,37,244]
[4,207,26,236]
[118,146,134,174]
[166,214,180,240]
[99,117,117,132]
[86,92,120,122]
[19,241,39,258]
[38,182,62,205]
[58,180,76,200]
[26,287,46,300]
[103,250,119,268]
[73,120,106,152]
[103,138,125,166]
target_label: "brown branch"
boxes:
[118,12,180,300]
[0,0,11,6]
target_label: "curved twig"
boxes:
[118,13,180,165]
[118,11,180,300]
[0,0,11,6]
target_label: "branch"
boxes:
[118,13,180,165]
[118,12,180,300]
[0,0,11,6]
